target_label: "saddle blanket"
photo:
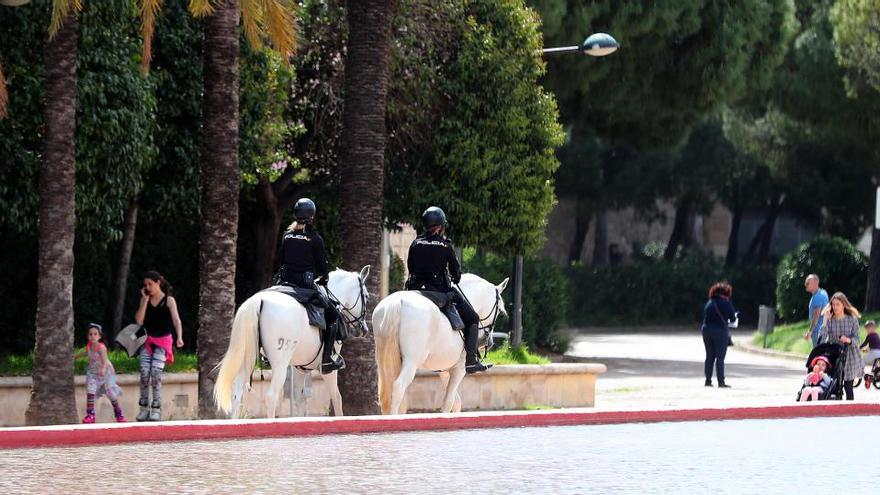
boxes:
[262,284,327,330]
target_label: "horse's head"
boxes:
[327,265,371,338]
[458,273,509,351]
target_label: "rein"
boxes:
[455,283,503,358]
[325,277,369,333]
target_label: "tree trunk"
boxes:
[865,227,880,311]
[568,204,590,265]
[745,193,783,263]
[592,210,608,265]
[664,202,692,261]
[725,201,742,266]
[106,199,139,341]
[337,0,399,415]
[197,0,240,419]
[25,13,78,426]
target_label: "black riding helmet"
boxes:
[294,198,317,223]
[422,206,447,230]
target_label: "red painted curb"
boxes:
[2,403,878,450]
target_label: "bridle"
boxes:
[325,276,369,334]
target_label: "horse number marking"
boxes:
[277,338,292,351]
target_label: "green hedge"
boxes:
[567,258,776,326]
[776,236,868,322]
[462,250,570,352]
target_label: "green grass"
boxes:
[0,348,199,376]
[522,403,558,410]
[751,312,876,355]
[486,343,551,365]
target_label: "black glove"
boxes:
[317,277,328,287]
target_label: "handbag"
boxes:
[115,323,147,357]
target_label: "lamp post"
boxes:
[508,32,619,350]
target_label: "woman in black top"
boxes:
[701,282,737,388]
[134,270,183,421]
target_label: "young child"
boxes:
[861,320,880,387]
[799,355,833,402]
[75,323,125,423]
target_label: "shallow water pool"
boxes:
[1,416,875,494]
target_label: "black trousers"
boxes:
[451,288,479,327]
[843,380,854,400]
[702,327,729,383]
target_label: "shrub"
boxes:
[567,257,776,326]
[776,236,868,322]
[462,250,570,352]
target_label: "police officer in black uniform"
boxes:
[406,206,492,374]
[277,198,345,374]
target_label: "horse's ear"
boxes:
[359,265,371,281]
[497,277,510,294]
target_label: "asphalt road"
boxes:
[566,327,880,410]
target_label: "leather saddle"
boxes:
[262,284,327,330]
[416,290,465,331]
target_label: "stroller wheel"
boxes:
[855,377,862,388]
[874,376,880,390]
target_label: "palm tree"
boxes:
[25,0,81,426]
[139,0,296,417]
[336,0,399,415]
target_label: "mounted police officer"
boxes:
[405,206,492,374]
[277,198,345,374]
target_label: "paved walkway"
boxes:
[565,327,880,410]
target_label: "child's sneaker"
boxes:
[115,413,126,423]
[82,411,95,424]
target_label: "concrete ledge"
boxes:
[0,363,606,426]
[2,403,877,450]
[734,339,807,362]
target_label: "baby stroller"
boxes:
[796,343,846,401]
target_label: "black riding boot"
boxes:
[321,321,345,374]
[464,324,492,374]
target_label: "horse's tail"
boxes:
[373,295,402,415]
[214,294,261,415]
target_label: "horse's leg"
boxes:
[291,368,307,417]
[390,359,418,415]
[441,366,466,413]
[452,391,462,413]
[324,370,343,416]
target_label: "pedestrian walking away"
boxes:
[701,282,737,388]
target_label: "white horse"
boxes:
[214,266,370,419]
[373,273,508,415]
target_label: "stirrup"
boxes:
[321,356,345,374]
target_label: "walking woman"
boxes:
[134,270,184,421]
[819,292,862,400]
[701,282,737,388]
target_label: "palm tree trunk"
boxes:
[337,0,399,416]
[25,12,78,426]
[197,0,240,419]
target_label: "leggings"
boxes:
[799,387,823,401]
[139,346,167,405]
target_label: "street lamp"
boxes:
[508,32,619,350]
[542,32,620,56]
